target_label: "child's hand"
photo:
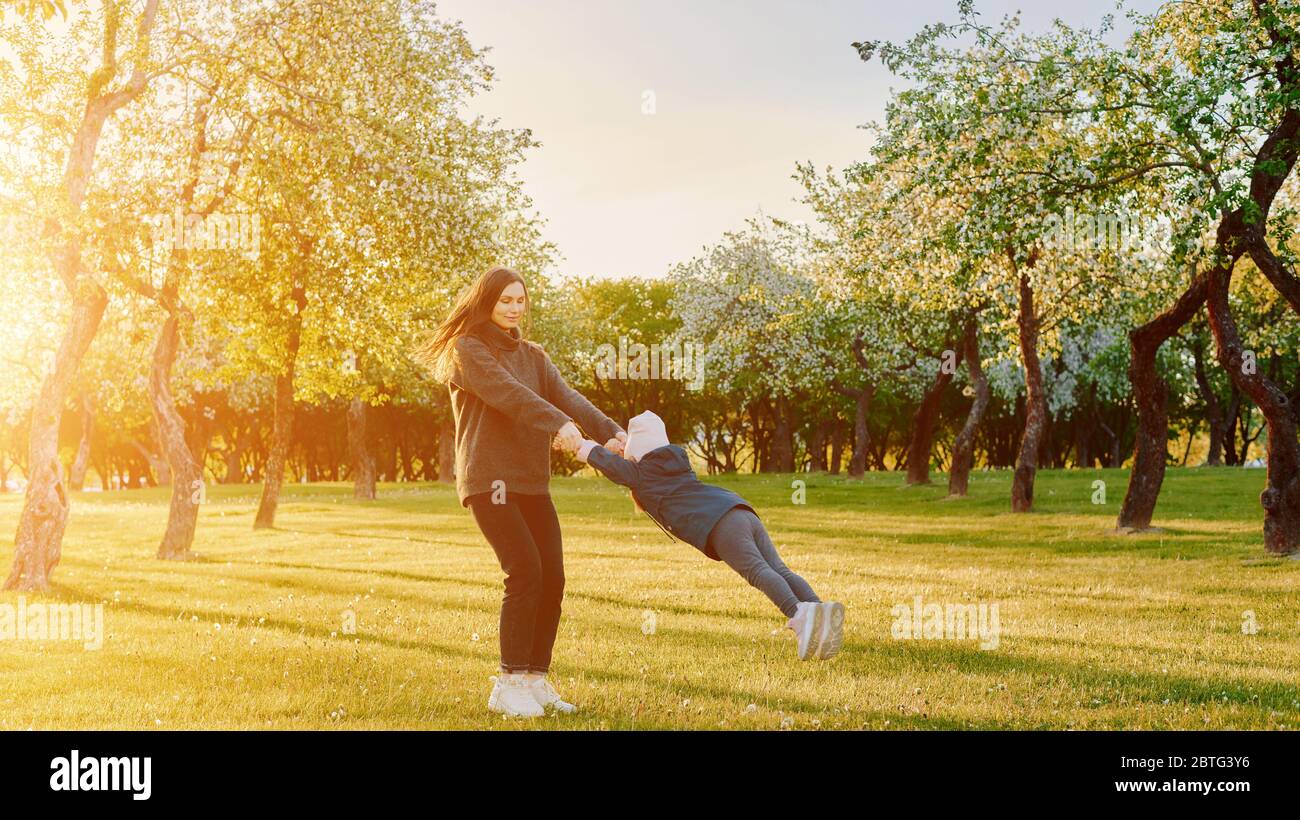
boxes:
[604,433,626,456]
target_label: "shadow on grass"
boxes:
[16,584,1299,728]
[857,638,1300,714]
[210,559,777,625]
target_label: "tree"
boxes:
[188,0,547,528]
[951,0,1300,549]
[2,0,166,590]
[669,218,831,473]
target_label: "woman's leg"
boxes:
[513,493,565,674]
[710,508,802,618]
[468,493,544,675]
[749,513,821,605]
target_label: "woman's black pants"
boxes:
[467,492,565,674]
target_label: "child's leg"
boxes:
[710,509,801,618]
[749,515,821,604]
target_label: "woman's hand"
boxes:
[553,420,582,453]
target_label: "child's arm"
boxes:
[578,440,642,488]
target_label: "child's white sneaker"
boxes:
[487,674,545,718]
[815,601,845,659]
[528,676,577,714]
[786,601,825,660]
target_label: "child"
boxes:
[575,410,844,660]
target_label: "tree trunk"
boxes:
[1238,409,1261,464]
[847,386,874,479]
[223,427,245,484]
[771,395,795,473]
[830,333,880,480]
[906,347,957,485]
[948,319,989,497]
[829,419,845,475]
[751,403,764,473]
[1117,273,1208,530]
[1207,257,1300,555]
[1075,425,1090,468]
[4,286,109,590]
[1111,410,1126,467]
[151,314,203,560]
[1223,389,1242,464]
[397,425,415,481]
[186,393,214,469]
[1192,334,1227,466]
[377,433,397,481]
[4,0,162,590]
[872,422,892,470]
[809,419,831,472]
[1193,95,1300,552]
[348,398,376,500]
[69,393,95,491]
[254,283,306,530]
[1224,104,1300,551]
[1012,271,1046,513]
[438,417,455,483]
[1181,420,1198,466]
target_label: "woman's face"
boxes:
[491,280,526,330]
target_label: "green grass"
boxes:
[1,466,1297,730]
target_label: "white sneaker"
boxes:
[786,601,824,660]
[487,674,545,718]
[528,676,577,714]
[815,602,845,660]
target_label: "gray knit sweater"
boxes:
[447,322,623,506]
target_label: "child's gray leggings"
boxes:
[706,506,820,618]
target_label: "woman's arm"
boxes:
[540,354,624,443]
[451,335,572,435]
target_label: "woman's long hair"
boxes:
[414,266,530,383]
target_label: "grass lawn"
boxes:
[1,466,1297,730]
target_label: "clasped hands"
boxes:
[553,420,626,456]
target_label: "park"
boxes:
[0,0,1298,734]
[1,466,1295,729]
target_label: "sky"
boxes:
[435,0,1162,280]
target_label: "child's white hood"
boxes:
[624,410,670,462]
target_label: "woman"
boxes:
[414,266,626,717]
